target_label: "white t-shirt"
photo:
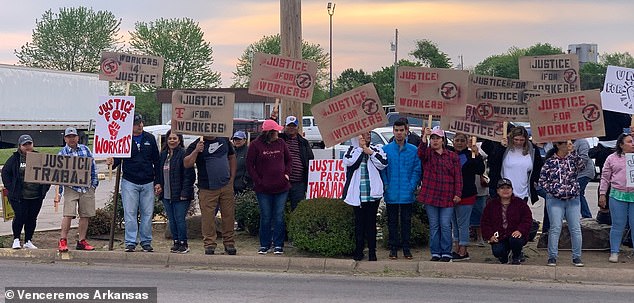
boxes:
[502,148,532,199]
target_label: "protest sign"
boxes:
[519,54,580,93]
[248,52,318,104]
[311,83,386,148]
[395,66,469,116]
[99,52,164,87]
[24,153,92,187]
[600,65,634,114]
[171,90,234,138]
[528,90,605,143]
[469,75,542,122]
[626,153,634,188]
[306,159,346,199]
[443,105,505,142]
[93,96,135,158]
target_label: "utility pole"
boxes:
[328,2,336,98]
[280,0,303,126]
[392,28,398,105]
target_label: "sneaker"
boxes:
[430,255,441,262]
[125,245,136,252]
[225,245,237,255]
[76,239,95,251]
[205,247,215,255]
[257,247,269,255]
[389,249,398,260]
[403,249,413,260]
[58,238,68,252]
[141,244,154,252]
[511,258,521,265]
[440,256,452,262]
[547,258,557,266]
[273,247,284,255]
[452,252,470,262]
[177,243,190,254]
[609,253,619,263]
[12,238,22,249]
[170,240,180,253]
[23,240,38,249]
[572,258,584,267]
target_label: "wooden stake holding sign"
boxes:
[502,121,508,146]
[471,136,477,159]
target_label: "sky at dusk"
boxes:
[1,0,633,86]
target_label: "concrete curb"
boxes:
[1,248,632,285]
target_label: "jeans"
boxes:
[536,187,550,232]
[9,198,43,241]
[121,179,155,246]
[425,204,454,257]
[288,182,307,211]
[547,195,582,260]
[470,196,487,227]
[491,237,524,263]
[452,204,474,246]
[353,200,380,254]
[608,197,634,253]
[578,176,592,219]
[163,199,191,242]
[386,203,413,250]
[257,191,288,248]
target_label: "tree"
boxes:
[474,43,562,79]
[129,18,221,89]
[371,59,421,104]
[579,52,634,90]
[15,7,121,73]
[409,39,452,68]
[601,52,634,68]
[232,34,329,88]
[333,68,372,95]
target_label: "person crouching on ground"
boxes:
[342,133,388,261]
[481,178,532,264]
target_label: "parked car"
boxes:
[302,116,324,148]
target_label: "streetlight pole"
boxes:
[391,28,398,105]
[327,2,335,98]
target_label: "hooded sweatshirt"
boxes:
[247,136,292,194]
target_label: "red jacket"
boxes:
[480,196,533,244]
[246,137,292,194]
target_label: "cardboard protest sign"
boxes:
[442,105,505,142]
[600,65,634,114]
[519,54,580,94]
[99,51,164,87]
[311,83,386,148]
[306,159,346,199]
[248,52,318,104]
[395,66,469,116]
[468,75,542,122]
[626,153,634,188]
[24,153,92,187]
[528,90,605,143]
[93,96,135,158]
[171,90,234,138]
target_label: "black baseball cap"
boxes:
[497,178,513,189]
[134,113,144,125]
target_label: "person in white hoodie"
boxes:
[342,133,388,261]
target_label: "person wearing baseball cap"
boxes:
[480,178,533,265]
[2,135,51,249]
[279,116,314,212]
[231,131,252,194]
[56,127,99,252]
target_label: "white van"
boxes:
[302,116,324,148]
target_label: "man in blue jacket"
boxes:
[108,114,161,253]
[381,120,422,259]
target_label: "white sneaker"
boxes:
[23,240,38,249]
[609,253,619,263]
[12,238,21,249]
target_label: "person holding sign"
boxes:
[380,120,421,260]
[158,130,195,254]
[539,141,586,267]
[246,119,292,255]
[599,133,634,263]
[342,133,388,261]
[107,114,161,253]
[418,128,462,262]
[56,128,99,252]
[1,135,50,249]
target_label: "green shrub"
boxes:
[288,198,354,257]
[87,208,113,236]
[380,202,429,248]
[235,190,260,236]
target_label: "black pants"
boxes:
[10,198,43,241]
[353,200,380,254]
[288,182,307,211]
[387,203,413,250]
[491,237,524,263]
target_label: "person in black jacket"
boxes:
[1,135,50,249]
[107,114,161,253]
[279,116,315,211]
[158,130,195,253]
[232,131,252,194]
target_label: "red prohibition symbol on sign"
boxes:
[440,82,459,100]
[475,103,495,120]
[101,58,119,75]
[296,73,312,89]
[582,104,600,122]
[362,98,380,115]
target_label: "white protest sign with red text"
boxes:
[93,96,135,158]
[311,83,386,148]
[248,52,318,104]
[306,159,345,199]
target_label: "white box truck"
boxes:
[0,64,109,147]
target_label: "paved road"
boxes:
[0,260,632,302]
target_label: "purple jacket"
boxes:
[247,137,292,194]
[480,195,533,244]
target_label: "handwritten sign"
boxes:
[528,90,605,143]
[626,153,634,188]
[600,65,634,114]
[395,66,469,116]
[248,52,318,104]
[306,159,345,199]
[93,96,135,158]
[311,83,386,148]
[443,105,505,142]
[99,52,164,87]
[24,153,92,187]
[519,54,580,93]
[171,90,234,138]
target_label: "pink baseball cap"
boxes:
[430,128,445,138]
[262,119,284,132]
